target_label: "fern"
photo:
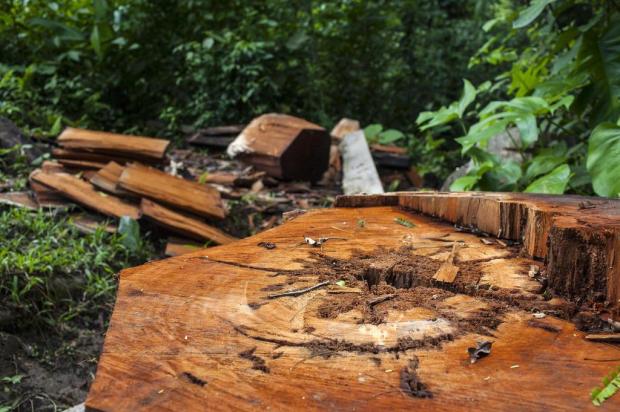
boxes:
[591,366,620,406]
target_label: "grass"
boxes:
[0,207,155,330]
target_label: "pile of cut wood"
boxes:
[1,114,419,255]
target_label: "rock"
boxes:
[0,117,46,161]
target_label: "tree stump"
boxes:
[87,192,620,411]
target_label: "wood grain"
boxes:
[89,161,134,197]
[140,199,236,245]
[118,163,226,220]
[57,127,170,161]
[87,202,620,411]
[31,170,140,219]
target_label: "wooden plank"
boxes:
[227,113,330,181]
[165,237,202,257]
[140,199,236,245]
[0,192,38,210]
[31,170,140,219]
[57,127,170,161]
[199,125,245,136]
[87,203,620,411]
[56,158,107,170]
[118,163,226,220]
[52,148,159,165]
[339,130,384,194]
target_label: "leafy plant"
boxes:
[591,366,620,406]
[394,217,415,228]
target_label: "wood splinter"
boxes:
[432,242,463,284]
[267,281,331,299]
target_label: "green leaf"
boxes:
[591,366,620,406]
[450,175,480,191]
[364,124,383,142]
[394,217,415,228]
[91,25,102,58]
[512,0,555,29]
[457,79,476,118]
[378,129,404,144]
[525,145,567,181]
[587,123,620,197]
[118,216,141,252]
[524,164,571,194]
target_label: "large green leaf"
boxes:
[118,216,141,252]
[524,164,571,194]
[512,0,555,29]
[587,123,620,197]
[457,79,476,117]
[525,144,567,181]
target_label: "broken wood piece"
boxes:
[187,135,235,148]
[432,242,462,283]
[70,213,117,234]
[89,161,135,197]
[30,170,140,219]
[140,199,236,245]
[57,127,170,161]
[585,334,620,343]
[227,113,330,181]
[41,160,66,174]
[267,280,331,299]
[56,158,107,170]
[119,163,226,220]
[339,130,384,195]
[165,237,202,257]
[196,125,245,136]
[52,148,157,166]
[0,192,38,210]
[330,118,360,140]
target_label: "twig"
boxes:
[267,281,331,299]
[368,294,396,306]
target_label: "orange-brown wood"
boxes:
[52,148,159,166]
[89,161,135,197]
[140,199,236,245]
[118,163,226,220]
[0,191,38,210]
[330,118,360,139]
[57,127,170,161]
[87,196,620,411]
[165,237,202,257]
[31,170,140,219]
[227,113,330,181]
[56,159,108,170]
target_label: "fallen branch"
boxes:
[267,281,331,299]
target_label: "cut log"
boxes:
[339,130,384,194]
[118,163,226,220]
[140,199,236,245]
[165,237,202,257]
[330,118,360,139]
[87,194,620,411]
[57,127,170,161]
[0,192,38,210]
[31,170,140,219]
[227,113,330,181]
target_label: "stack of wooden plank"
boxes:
[19,128,238,250]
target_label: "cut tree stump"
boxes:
[227,113,330,181]
[118,163,226,220]
[31,170,140,219]
[57,127,170,161]
[87,191,620,411]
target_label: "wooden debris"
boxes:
[188,124,245,148]
[339,130,384,195]
[330,118,360,140]
[367,294,396,306]
[227,113,330,181]
[31,170,140,219]
[52,148,151,166]
[267,280,331,299]
[432,242,462,283]
[89,161,134,197]
[56,159,108,170]
[41,160,66,174]
[165,237,202,257]
[140,199,236,245]
[585,334,620,343]
[119,163,226,220]
[57,127,170,161]
[70,213,117,234]
[0,192,38,210]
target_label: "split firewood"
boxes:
[432,242,462,283]
[31,170,140,219]
[187,125,244,148]
[227,113,331,181]
[118,163,226,220]
[55,159,107,170]
[140,199,236,245]
[57,127,170,161]
[330,118,360,140]
[339,130,384,195]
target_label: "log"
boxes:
[57,127,170,161]
[30,170,140,219]
[56,159,108,170]
[140,199,236,245]
[87,193,620,411]
[118,163,226,220]
[227,113,330,181]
